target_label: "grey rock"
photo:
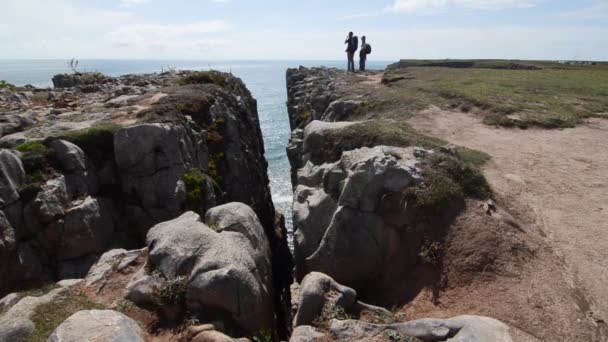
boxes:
[0,114,35,137]
[0,285,76,342]
[0,132,28,148]
[125,268,163,306]
[58,197,114,260]
[321,100,363,122]
[328,315,513,342]
[289,325,327,342]
[294,272,390,327]
[26,176,68,224]
[48,310,145,342]
[86,248,145,287]
[293,146,425,289]
[49,140,99,197]
[49,140,86,172]
[146,204,274,334]
[0,149,25,207]
[0,292,20,312]
[114,123,207,225]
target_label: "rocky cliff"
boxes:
[0,70,292,339]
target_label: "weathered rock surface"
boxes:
[143,203,274,335]
[0,71,291,332]
[293,146,427,289]
[48,310,145,342]
[0,280,82,342]
[294,272,390,327]
[328,315,513,342]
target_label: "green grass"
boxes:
[320,120,490,167]
[14,141,53,196]
[379,61,608,128]
[179,71,228,87]
[24,290,104,342]
[182,169,207,210]
[58,123,121,167]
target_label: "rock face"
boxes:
[139,203,274,335]
[293,145,430,290]
[294,272,390,327]
[328,315,513,342]
[48,310,145,342]
[0,70,292,329]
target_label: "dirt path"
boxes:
[408,107,608,334]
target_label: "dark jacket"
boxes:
[345,37,355,53]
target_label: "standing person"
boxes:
[359,36,368,72]
[344,32,358,72]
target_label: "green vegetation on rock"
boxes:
[182,169,207,209]
[159,276,187,305]
[179,71,228,87]
[14,141,53,194]
[24,290,104,342]
[59,123,121,167]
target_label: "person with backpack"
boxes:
[344,32,358,72]
[359,36,372,72]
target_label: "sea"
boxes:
[0,59,391,238]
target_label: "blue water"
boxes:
[0,59,391,234]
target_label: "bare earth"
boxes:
[408,107,608,341]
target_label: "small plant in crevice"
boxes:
[383,330,421,342]
[418,241,443,266]
[313,303,353,328]
[14,141,55,199]
[253,330,273,342]
[159,276,188,305]
[182,169,207,209]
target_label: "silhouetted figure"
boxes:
[345,32,358,72]
[359,36,371,71]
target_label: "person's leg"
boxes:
[348,52,354,72]
[361,56,366,71]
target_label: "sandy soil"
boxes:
[407,107,608,341]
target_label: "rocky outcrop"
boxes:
[48,310,145,342]
[293,145,433,290]
[328,315,513,342]
[0,71,292,333]
[294,272,390,327]
[129,203,274,335]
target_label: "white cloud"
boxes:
[386,0,535,13]
[105,21,231,53]
[120,0,150,7]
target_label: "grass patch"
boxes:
[14,141,54,199]
[25,290,104,342]
[179,71,228,87]
[407,151,492,219]
[159,276,187,305]
[379,62,608,128]
[58,123,121,167]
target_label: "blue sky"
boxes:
[0,0,606,60]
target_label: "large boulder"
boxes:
[48,310,145,342]
[144,203,274,335]
[293,146,426,289]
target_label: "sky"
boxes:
[0,0,607,61]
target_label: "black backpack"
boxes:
[352,36,359,51]
[365,44,372,54]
